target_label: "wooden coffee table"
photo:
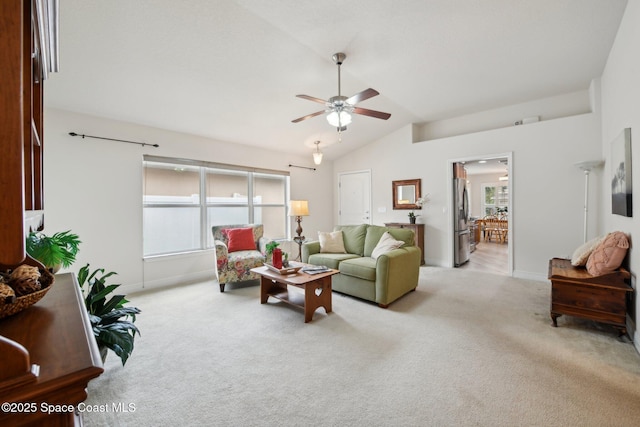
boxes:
[251,263,338,323]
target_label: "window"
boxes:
[481,183,508,216]
[143,156,289,257]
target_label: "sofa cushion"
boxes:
[334,224,368,256]
[319,230,347,253]
[571,235,605,266]
[371,232,405,260]
[308,253,359,270]
[586,231,629,276]
[363,225,415,257]
[225,227,256,252]
[338,257,377,281]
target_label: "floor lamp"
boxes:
[575,160,604,243]
[288,200,309,261]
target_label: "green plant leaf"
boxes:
[97,326,136,366]
[98,294,128,315]
[26,230,81,268]
[100,308,141,326]
[77,264,140,366]
[87,285,121,306]
[78,264,90,287]
[265,240,280,255]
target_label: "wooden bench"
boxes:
[548,258,633,336]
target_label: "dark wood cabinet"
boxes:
[1,0,49,267]
[384,223,425,265]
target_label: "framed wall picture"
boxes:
[392,179,421,210]
[611,128,632,217]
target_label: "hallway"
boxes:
[459,240,508,275]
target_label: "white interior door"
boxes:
[339,170,371,225]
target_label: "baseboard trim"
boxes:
[121,269,215,295]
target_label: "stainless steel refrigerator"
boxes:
[454,177,470,266]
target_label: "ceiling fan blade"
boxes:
[346,88,379,105]
[296,94,328,105]
[291,110,325,123]
[352,107,391,120]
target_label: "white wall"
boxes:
[415,90,592,141]
[334,113,602,279]
[44,108,334,292]
[600,0,640,348]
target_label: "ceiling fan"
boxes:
[292,52,391,132]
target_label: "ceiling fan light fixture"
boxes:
[312,141,323,165]
[292,53,390,129]
[326,110,352,127]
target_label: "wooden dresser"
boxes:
[0,273,104,426]
[0,5,104,424]
[548,258,633,336]
[384,223,425,265]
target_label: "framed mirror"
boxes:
[392,179,422,210]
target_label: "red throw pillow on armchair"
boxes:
[224,227,256,252]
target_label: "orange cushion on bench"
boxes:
[586,231,629,276]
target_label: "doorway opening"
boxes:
[448,154,512,276]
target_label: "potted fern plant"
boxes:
[26,230,81,272]
[265,241,280,264]
[78,264,141,366]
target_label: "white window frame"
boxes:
[481,182,509,216]
[143,155,289,257]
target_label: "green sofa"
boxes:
[302,224,421,307]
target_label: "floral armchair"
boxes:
[212,224,266,292]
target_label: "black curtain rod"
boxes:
[69,132,159,148]
[288,164,316,171]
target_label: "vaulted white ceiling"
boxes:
[46,0,628,161]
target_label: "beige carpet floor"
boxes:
[83,267,640,426]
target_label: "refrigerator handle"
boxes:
[463,186,469,222]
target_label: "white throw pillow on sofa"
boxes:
[319,230,347,253]
[371,232,405,260]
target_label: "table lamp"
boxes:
[288,200,309,260]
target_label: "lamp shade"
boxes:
[288,200,309,216]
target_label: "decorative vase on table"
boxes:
[272,248,283,269]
